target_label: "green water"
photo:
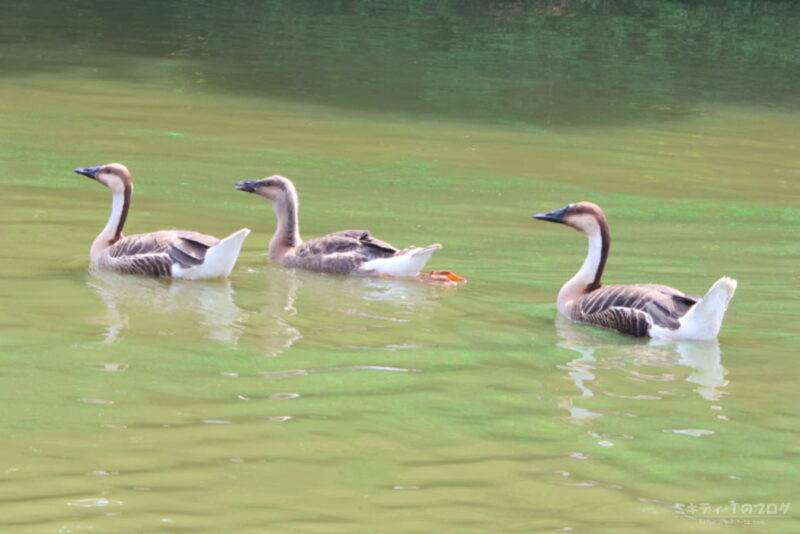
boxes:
[1,1,799,532]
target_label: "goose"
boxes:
[234,175,443,278]
[75,163,250,279]
[533,202,736,340]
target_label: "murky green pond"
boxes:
[1,1,799,532]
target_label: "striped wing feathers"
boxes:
[105,231,220,276]
[286,230,398,274]
[575,284,699,332]
[580,306,653,337]
[328,230,398,255]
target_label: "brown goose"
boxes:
[533,202,736,340]
[75,163,250,279]
[235,175,441,277]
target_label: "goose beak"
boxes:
[532,205,569,223]
[235,180,259,193]
[74,166,102,180]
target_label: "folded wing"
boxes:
[105,231,221,276]
[575,284,699,333]
[285,229,398,274]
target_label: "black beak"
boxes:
[532,205,570,223]
[235,180,259,193]
[74,166,102,180]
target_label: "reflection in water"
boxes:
[253,267,302,357]
[650,338,727,402]
[253,266,442,354]
[289,268,442,309]
[87,264,445,356]
[86,269,247,344]
[555,317,728,425]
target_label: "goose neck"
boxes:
[91,186,130,259]
[557,220,610,315]
[269,191,301,260]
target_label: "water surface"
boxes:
[1,1,799,532]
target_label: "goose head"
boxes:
[533,201,607,236]
[74,163,132,194]
[235,175,295,202]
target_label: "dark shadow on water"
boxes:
[3,0,799,127]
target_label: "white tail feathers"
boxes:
[173,228,251,280]
[359,244,442,277]
[657,277,737,340]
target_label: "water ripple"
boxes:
[67,497,123,508]
[664,428,715,437]
[255,365,421,380]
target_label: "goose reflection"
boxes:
[246,266,302,357]
[555,316,728,425]
[86,269,246,344]
[290,268,440,308]
[243,265,443,356]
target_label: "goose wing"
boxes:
[576,284,699,332]
[327,230,398,254]
[105,231,220,276]
[579,306,654,337]
[286,230,398,274]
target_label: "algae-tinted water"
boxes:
[1,1,799,532]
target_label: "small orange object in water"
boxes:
[423,270,466,283]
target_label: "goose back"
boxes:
[99,230,220,277]
[571,284,699,336]
[282,229,398,274]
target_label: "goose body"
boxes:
[534,202,736,340]
[76,163,250,279]
[235,175,441,277]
